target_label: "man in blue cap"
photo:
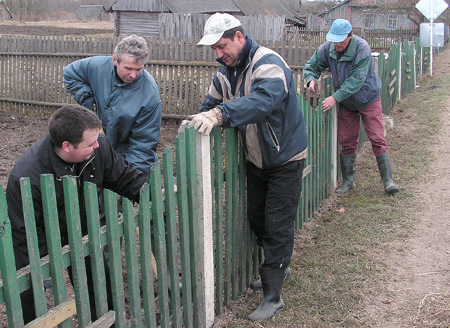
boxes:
[303,19,399,195]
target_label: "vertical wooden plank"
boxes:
[238,133,247,292]
[195,129,215,327]
[62,177,91,327]
[149,162,170,328]
[212,128,224,314]
[224,129,234,306]
[20,178,48,318]
[162,147,183,327]
[229,130,239,300]
[83,182,108,320]
[185,126,205,327]
[0,184,25,327]
[122,198,143,328]
[175,132,194,328]
[138,184,158,328]
[41,175,71,328]
[103,189,127,328]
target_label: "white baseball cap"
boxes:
[197,13,242,46]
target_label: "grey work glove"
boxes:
[189,108,223,136]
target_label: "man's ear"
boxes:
[61,141,72,153]
[112,54,118,66]
[236,31,245,43]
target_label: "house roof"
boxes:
[111,0,298,16]
[163,0,240,14]
[0,0,13,19]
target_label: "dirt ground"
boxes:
[361,47,450,327]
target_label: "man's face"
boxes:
[334,35,352,52]
[211,31,246,67]
[113,54,144,83]
[66,129,99,163]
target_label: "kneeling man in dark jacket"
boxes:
[6,104,148,324]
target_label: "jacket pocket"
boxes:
[266,122,280,152]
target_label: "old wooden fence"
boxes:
[0,29,419,119]
[0,32,447,327]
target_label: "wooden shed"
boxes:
[75,5,111,21]
[109,0,305,38]
[0,0,13,20]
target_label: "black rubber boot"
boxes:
[250,267,291,291]
[247,266,286,322]
[336,154,356,194]
[376,153,399,195]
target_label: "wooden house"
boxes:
[75,5,111,21]
[0,0,13,20]
[108,0,305,38]
[319,0,417,30]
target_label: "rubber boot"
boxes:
[376,153,399,195]
[336,154,356,194]
[247,266,286,322]
[250,267,291,291]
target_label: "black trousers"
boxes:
[246,159,304,268]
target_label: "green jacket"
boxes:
[303,35,381,111]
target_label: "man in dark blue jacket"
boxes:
[6,104,148,324]
[63,35,162,175]
[192,13,308,322]
[303,19,399,195]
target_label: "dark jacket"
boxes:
[6,133,148,269]
[63,56,162,175]
[303,35,382,111]
[201,38,308,169]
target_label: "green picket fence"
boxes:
[0,93,336,327]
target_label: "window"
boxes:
[364,13,375,29]
[387,14,398,30]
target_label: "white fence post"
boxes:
[195,132,215,327]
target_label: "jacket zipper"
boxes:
[266,122,280,152]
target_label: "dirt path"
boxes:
[364,47,450,327]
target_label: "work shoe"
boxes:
[376,153,399,195]
[336,154,356,194]
[250,267,291,291]
[247,266,286,322]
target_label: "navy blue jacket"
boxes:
[201,38,308,169]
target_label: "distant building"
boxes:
[319,0,417,30]
[75,5,110,21]
[0,0,13,20]
[108,0,305,37]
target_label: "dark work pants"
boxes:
[246,159,304,269]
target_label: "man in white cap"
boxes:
[191,13,308,321]
[303,19,399,195]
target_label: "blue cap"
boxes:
[326,19,352,42]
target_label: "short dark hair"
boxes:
[49,104,101,148]
[222,26,245,41]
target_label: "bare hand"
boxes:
[321,96,336,112]
[308,80,318,94]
